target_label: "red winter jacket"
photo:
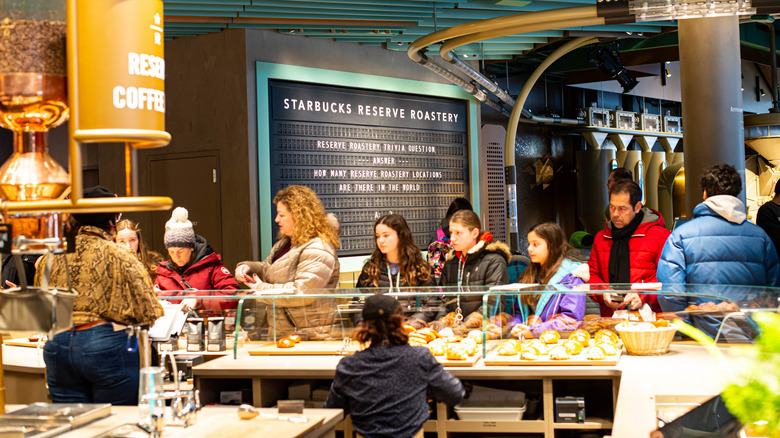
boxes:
[587,208,670,316]
[154,235,239,312]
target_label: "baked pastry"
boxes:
[595,341,618,356]
[583,314,600,321]
[467,330,483,344]
[540,330,560,344]
[549,346,571,360]
[527,339,549,355]
[497,339,521,355]
[408,333,429,344]
[464,312,484,328]
[563,339,583,355]
[652,319,670,328]
[520,346,543,360]
[594,329,618,344]
[409,338,427,347]
[428,343,446,356]
[446,345,468,360]
[439,312,459,327]
[461,338,478,356]
[416,328,437,343]
[438,327,455,338]
[443,336,463,343]
[287,334,302,344]
[277,337,295,348]
[490,313,509,327]
[571,329,590,341]
[586,345,606,360]
[403,325,416,334]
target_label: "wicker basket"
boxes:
[616,325,677,356]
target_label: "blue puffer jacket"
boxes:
[657,195,779,339]
[657,196,779,287]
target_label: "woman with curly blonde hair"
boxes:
[235,185,341,339]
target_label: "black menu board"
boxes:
[269,80,469,255]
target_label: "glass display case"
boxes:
[155,284,780,361]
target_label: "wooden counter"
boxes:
[1,342,736,438]
[193,344,736,438]
[11,405,343,438]
[1,344,48,404]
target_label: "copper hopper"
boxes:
[0,0,69,250]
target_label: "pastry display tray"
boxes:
[483,347,621,366]
[247,341,360,356]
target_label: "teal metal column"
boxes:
[678,16,745,217]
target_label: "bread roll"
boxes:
[277,338,295,348]
[540,330,560,344]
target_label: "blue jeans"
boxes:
[43,324,139,405]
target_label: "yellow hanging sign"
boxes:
[72,0,169,148]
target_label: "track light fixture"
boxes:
[588,43,639,94]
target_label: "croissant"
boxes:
[527,339,549,355]
[464,312,484,328]
[594,329,618,344]
[571,329,590,342]
[408,333,429,344]
[467,330,483,344]
[563,339,583,355]
[416,328,437,343]
[446,345,468,360]
[586,345,606,360]
[549,346,571,360]
[540,330,560,344]
[520,348,541,360]
[444,336,463,343]
[497,339,521,355]
[403,325,416,334]
[595,341,618,356]
[287,334,302,344]
[277,337,295,348]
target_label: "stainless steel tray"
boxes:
[0,419,71,438]
[2,403,112,427]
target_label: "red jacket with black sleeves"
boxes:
[154,235,239,312]
[587,208,670,316]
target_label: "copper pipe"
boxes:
[6,197,173,214]
[408,5,598,62]
[505,36,597,166]
[125,143,134,197]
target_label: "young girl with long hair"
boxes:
[115,219,163,280]
[357,214,434,289]
[510,222,588,339]
[325,294,464,438]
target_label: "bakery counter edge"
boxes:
[192,344,736,438]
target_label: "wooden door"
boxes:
[147,152,222,256]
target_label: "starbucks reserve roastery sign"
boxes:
[269,80,469,255]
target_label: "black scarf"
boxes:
[608,209,644,283]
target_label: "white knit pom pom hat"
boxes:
[164,207,196,249]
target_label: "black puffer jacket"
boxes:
[440,237,511,315]
[354,261,437,324]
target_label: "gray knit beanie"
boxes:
[164,207,196,249]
